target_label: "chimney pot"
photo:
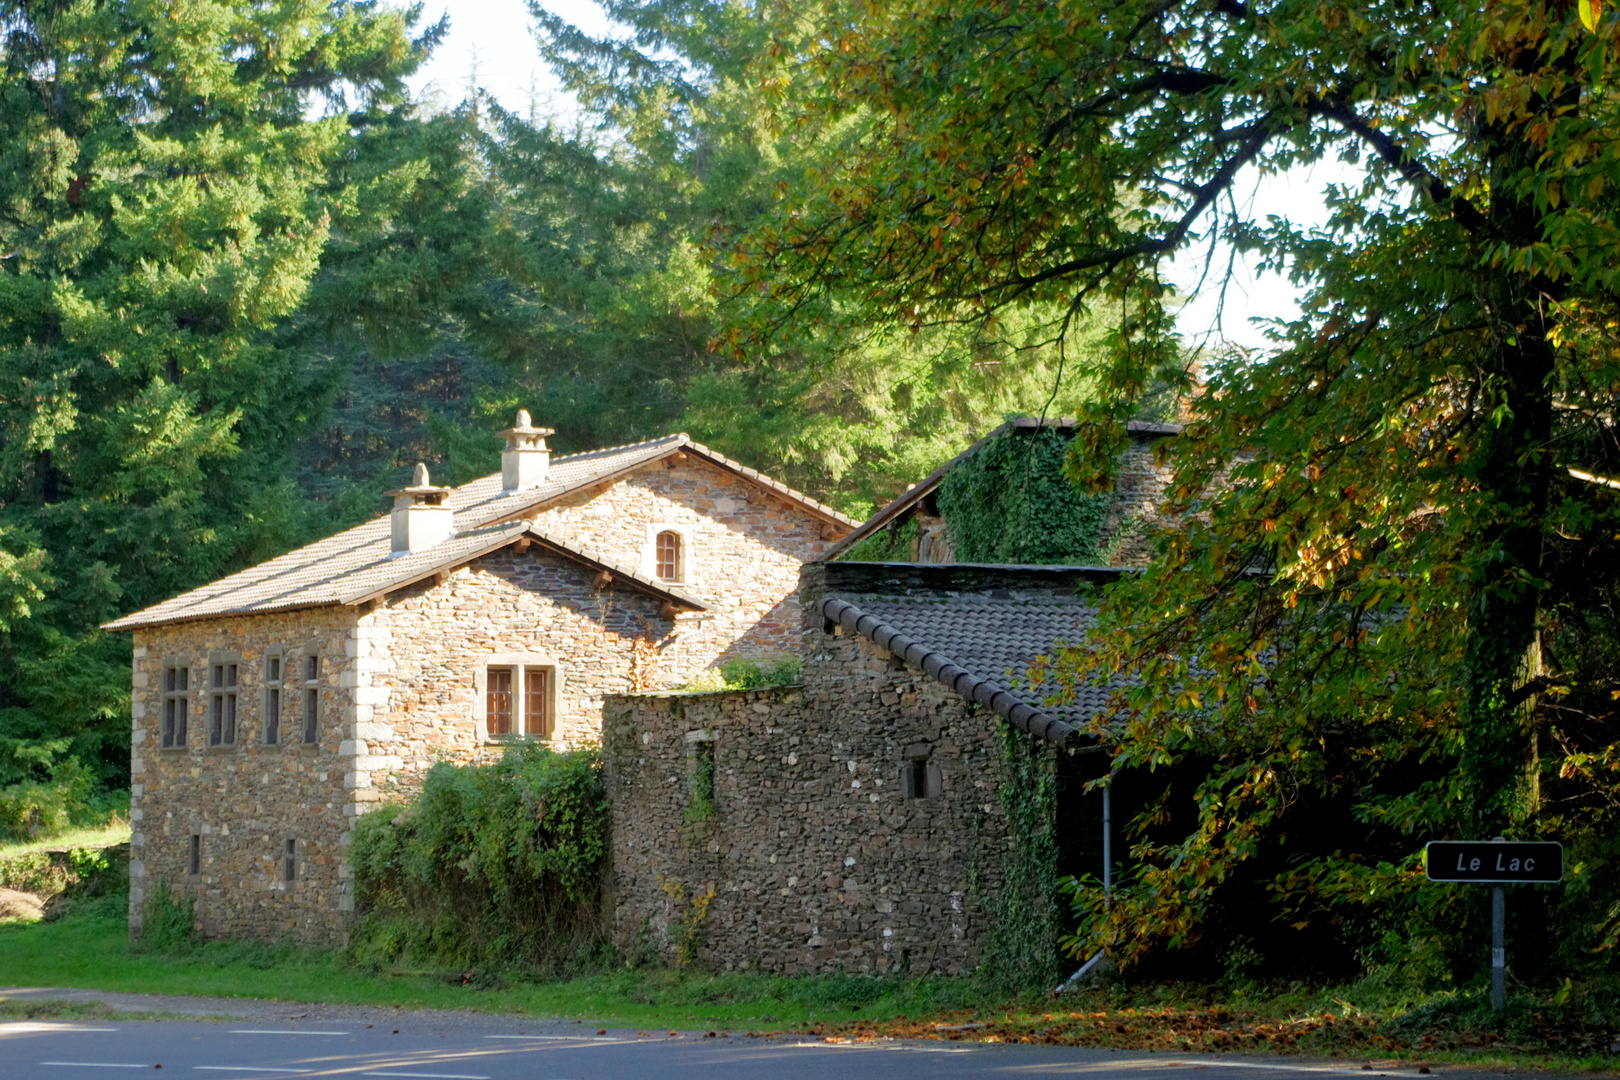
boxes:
[385,462,455,555]
[499,409,554,494]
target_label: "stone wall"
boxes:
[525,452,842,670]
[603,632,1023,976]
[352,546,677,801]
[128,607,358,945]
[1098,427,1177,566]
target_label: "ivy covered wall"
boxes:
[936,427,1112,564]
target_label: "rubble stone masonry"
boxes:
[523,452,839,667]
[128,608,358,945]
[602,630,1019,976]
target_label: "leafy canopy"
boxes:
[726,0,1620,970]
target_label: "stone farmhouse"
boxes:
[104,414,855,943]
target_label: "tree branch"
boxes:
[1314,103,1490,234]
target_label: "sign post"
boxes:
[1424,839,1562,1011]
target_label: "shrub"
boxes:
[348,741,608,973]
[0,749,91,843]
[681,656,801,692]
[138,880,196,951]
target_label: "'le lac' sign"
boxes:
[1424,841,1563,884]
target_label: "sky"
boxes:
[407,0,1350,352]
[407,0,603,119]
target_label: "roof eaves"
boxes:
[819,595,1084,746]
[522,528,711,611]
[824,422,1013,558]
[338,522,533,607]
[103,598,349,633]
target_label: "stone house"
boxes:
[603,560,1123,976]
[104,414,855,944]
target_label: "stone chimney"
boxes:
[387,463,454,556]
[499,409,554,494]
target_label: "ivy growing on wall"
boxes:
[936,427,1111,564]
[842,516,920,561]
[980,718,1063,991]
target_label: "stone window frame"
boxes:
[206,650,242,749]
[263,648,287,746]
[639,523,698,587]
[473,653,565,743]
[299,647,322,747]
[160,658,193,751]
[283,837,298,884]
[902,743,942,800]
[187,831,202,880]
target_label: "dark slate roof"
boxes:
[827,417,1182,558]
[820,590,1123,744]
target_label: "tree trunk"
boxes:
[1458,62,1562,838]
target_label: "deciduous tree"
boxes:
[726,0,1620,969]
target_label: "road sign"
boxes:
[1424,840,1563,884]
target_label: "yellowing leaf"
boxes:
[1580,0,1600,32]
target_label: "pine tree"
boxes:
[0,0,436,810]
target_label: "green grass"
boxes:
[0,891,979,1027]
[0,820,131,861]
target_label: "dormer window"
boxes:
[656,530,683,582]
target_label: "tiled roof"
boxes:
[103,433,832,631]
[820,592,1123,744]
[826,417,1182,558]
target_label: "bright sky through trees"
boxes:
[410,0,1346,352]
[408,0,606,118]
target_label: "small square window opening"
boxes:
[905,758,930,800]
[691,739,717,814]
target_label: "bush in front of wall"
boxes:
[347,742,609,974]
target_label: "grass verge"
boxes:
[0,820,132,861]
[0,890,979,1027]
[1,890,1615,1072]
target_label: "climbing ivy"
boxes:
[842,517,920,562]
[936,428,1111,564]
[980,718,1063,991]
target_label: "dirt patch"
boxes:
[797,1001,1620,1062]
[0,887,45,921]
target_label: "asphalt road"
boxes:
[0,1014,1474,1080]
